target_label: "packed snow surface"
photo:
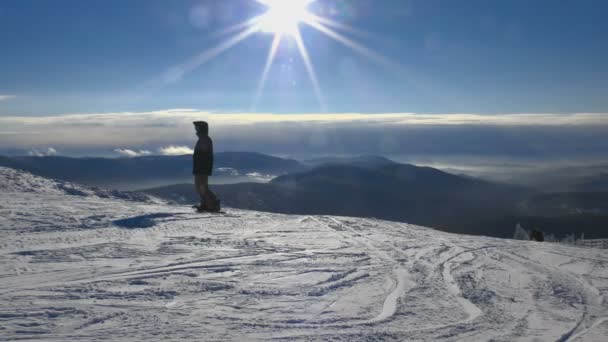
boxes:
[1,167,607,341]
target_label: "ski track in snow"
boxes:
[1,167,608,341]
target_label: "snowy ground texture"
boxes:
[1,167,608,341]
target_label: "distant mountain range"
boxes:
[144,163,536,237]
[0,152,303,190]
[3,152,607,238]
[496,164,608,192]
[0,153,402,191]
[575,173,608,192]
[520,191,608,216]
[302,155,398,169]
[142,156,608,239]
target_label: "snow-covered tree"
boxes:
[513,223,530,240]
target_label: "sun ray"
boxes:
[252,34,282,110]
[250,0,325,110]
[212,17,261,39]
[308,14,375,40]
[294,29,325,111]
[164,25,259,85]
[304,19,403,72]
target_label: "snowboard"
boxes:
[191,204,225,214]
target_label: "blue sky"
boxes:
[1,0,608,115]
[1,1,608,159]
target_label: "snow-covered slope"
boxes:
[1,167,607,341]
[0,167,162,203]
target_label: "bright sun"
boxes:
[257,0,314,36]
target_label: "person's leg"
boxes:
[202,177,216,204]
[200,175,220,210]
[199,174,218,207]
[196,174,219,211]
[205,187,218,206]
[194,175,206,206]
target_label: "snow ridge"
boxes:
[0,166,161,203]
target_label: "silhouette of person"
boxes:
[193,121,220,212]
[530,229,544,242]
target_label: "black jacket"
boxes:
[193,135,213,175]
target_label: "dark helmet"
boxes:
[193,121,209,135]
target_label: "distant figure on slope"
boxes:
[530,229,544,242]
[193,121,220,212]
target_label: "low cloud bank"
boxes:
[0,95,16,102]
[158,145,194,156]
[113,146,193,157]
[2,110,607,127]
[114,148,152,157]
[28,147,57,157]
[1,110,607,158]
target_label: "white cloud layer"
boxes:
[114,148,152,157]
[1,110,607,157]
[28,147,57,157]
[158,145,194,156]
[0,95,16,102]
[0,109,606,128]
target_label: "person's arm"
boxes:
[208,137,214,172]
[193,139,201,160]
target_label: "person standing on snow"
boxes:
[192,121,220,212]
